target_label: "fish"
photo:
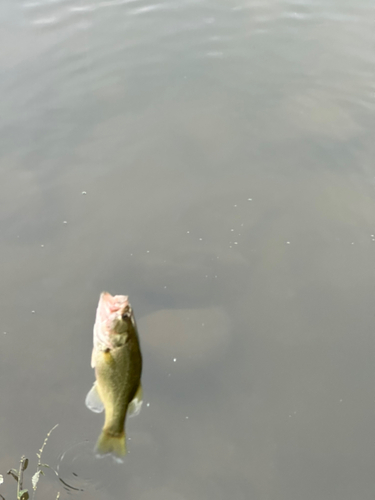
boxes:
[85,292,143,460]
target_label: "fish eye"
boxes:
[121,306,132,321]
[121,307,132,321]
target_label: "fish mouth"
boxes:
[99,292,130,319]
[93,292,135,352]
[98,292,134,334]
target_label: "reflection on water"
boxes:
[1,0,375,498]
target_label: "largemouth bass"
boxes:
[86,292,142,460]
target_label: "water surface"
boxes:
[1,0,375,498]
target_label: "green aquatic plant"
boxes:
[1,425,60,500]
[6,455,30,500]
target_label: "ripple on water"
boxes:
[56,440,120,494]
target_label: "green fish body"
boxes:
[86,292,142,460]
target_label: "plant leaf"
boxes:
[32,471,43,491]
[18,489,29,500]
[7,469,18,481]
[0,474,3,484]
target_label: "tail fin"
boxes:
[95,430,126,461]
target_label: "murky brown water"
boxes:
[1,0,375,498]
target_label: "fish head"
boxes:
[94,292,136,350]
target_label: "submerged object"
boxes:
[86,292,142,460]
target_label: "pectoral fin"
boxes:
[85,382,104,413]
[128,384,143,417]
